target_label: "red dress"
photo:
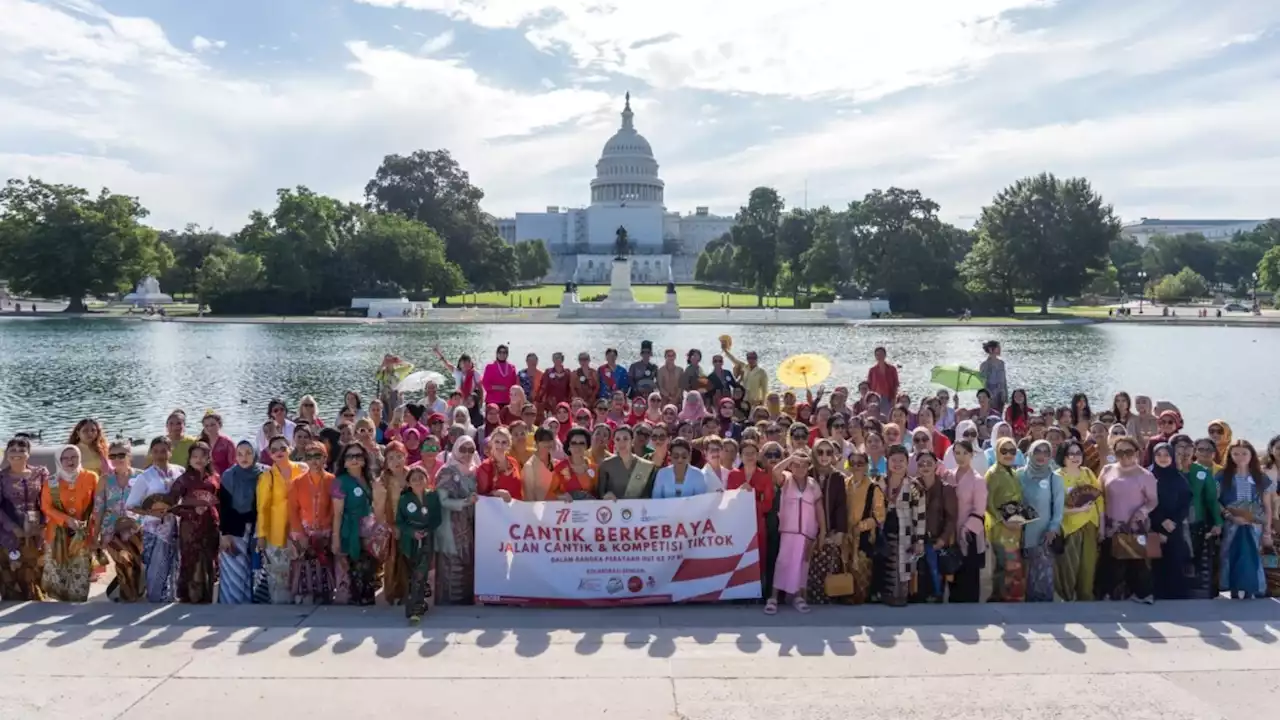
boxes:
[537,368,572,411]
[726,466,774,562]
[476,456,523,501]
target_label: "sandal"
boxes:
[792,597,811,614]
[763,599,778,615]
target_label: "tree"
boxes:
[346,211,463,297]
[158,225,231,298]
[514,239,551,284]
[1257,245,1280,294]
[777,209,816,296]
[364,149,503,299]
[975,173,1119,314]
[960,231,1017,314]
[0,178,168,312]
[1108,236,1144,293]
[1084,264,1120,297]
[728,187,784,306]
[197,247,266,305]
[1142,233,1218,281]
[693,251,710,282]
[840,188,961,312]
[1152,267,1208,302]
[800,223,841,289]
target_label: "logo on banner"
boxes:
[627,576,643,593]
[606,577,623,594]
[621,508,633,522]
[596,507,613,524]
[578,578,602,591]
[555,508,571,525]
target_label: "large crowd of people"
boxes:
[1,338,1276,623]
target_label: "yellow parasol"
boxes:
[718,334,733,350]
[776,353,832,390]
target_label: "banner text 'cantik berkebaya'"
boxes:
[500,518,735,554]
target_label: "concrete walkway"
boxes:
[2,599,1278,719]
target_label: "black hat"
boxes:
[640,340,653,352]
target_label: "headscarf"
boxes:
[678,390,708,422]
[718,397,736,436]
[452,406,476,438]
[990,421,1014,447]
[402,427,423,465]
[1209,419,1232,465]
[1158,409,1183,432]
[541,418,566,460]
[1023,439,1054,483]
[943,420,983,472]
[554,402,572,443]
[1149,441,1179,480]
[447,435,480,474]
[55,444,83,483]
[483,403,502,436]
[222,439,263,514]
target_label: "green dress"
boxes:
[985,464,1025,602]
[397,488,443,618]
[334,472,378,605]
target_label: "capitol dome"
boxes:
[590,93,664,206]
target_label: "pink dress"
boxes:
[773,476,821,595]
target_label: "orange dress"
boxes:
[42,470,99,545]
[548,459,599,498]
[477,456,524,500]
[289,470,335,537]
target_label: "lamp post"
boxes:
[1137,271,1147,314]
[1253,271,1259,312]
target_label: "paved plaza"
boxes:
[2,599,1279,719]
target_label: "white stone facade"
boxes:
[494,94,732,281]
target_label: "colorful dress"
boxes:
[1219,472,1272,598]
[877,477,926,606]
[99,469,144,602]
[1054,466,1103,601]
[375,469,409,605]
[1018,462,1064,603]
[127,464,183,603]
[288,470,334,604]
[1186,463,1221,599]
[845,476,887,604]
[41,470,99,602]
[774,476,820,596]
[397,487,443,618]
[806,471,849,605]
[332,472,380,605]
[217,463,262,604]
[985,464,1025,602]
[257,462,304,604]
[434,465,478,604]
[0,466,48,601]
[169,469,221,604]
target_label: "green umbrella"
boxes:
[930,364,986,392]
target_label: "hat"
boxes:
[640,340,653,352]
[427,412,447,425]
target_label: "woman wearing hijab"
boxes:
[678,390,709,424]
[985,422,1026,469]
[127,437,185,603]
[1208,420,1232,467]
[398,466,443,625]
[1017,440,1063,602]
[40,444,99,602]
[288,441,335,604]
[1148,442,1192,600]
[1099,436,1157,603]
[986,437,1025,602]
[944,420,988,475]
[166,442,220,603]
[803,438,849,605]
[1054,439,1102,601]
[99,441,143,601]
[217,440,263,604]
[435,435,480,604]
[1141,410,1182,466]
[331,442,382,606]
[1218,440,1274,599]
[716,398,741,441]
[452,406,478,439]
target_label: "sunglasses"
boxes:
[422,447,440,454]
[304,453,325,460]
[963,431,977,438]
[651,434,667,441]
[1116,448,1138,457]
[344,454,365,461]
[815,449,836,457]
[999,448,1016,456]
[108,452,129,460]
[456,448,476,455]
[763,451,782,460]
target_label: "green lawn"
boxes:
[1012,304,1114,318]
[447,285,796,308]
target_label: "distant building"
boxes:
[493,94,733,283]
[1120,218,1266,246]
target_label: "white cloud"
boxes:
[190,35,226,53]
[417,29,452,54]
[2,0,1280,235]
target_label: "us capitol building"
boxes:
[493,93,733,284]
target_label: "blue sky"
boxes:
[2,0,1278,231]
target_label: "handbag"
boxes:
[1111,531,1161,560]
[857,482,888,557]
[820,478,855,598]
[936,545,963,575]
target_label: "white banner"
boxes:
[474,489,762,606]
